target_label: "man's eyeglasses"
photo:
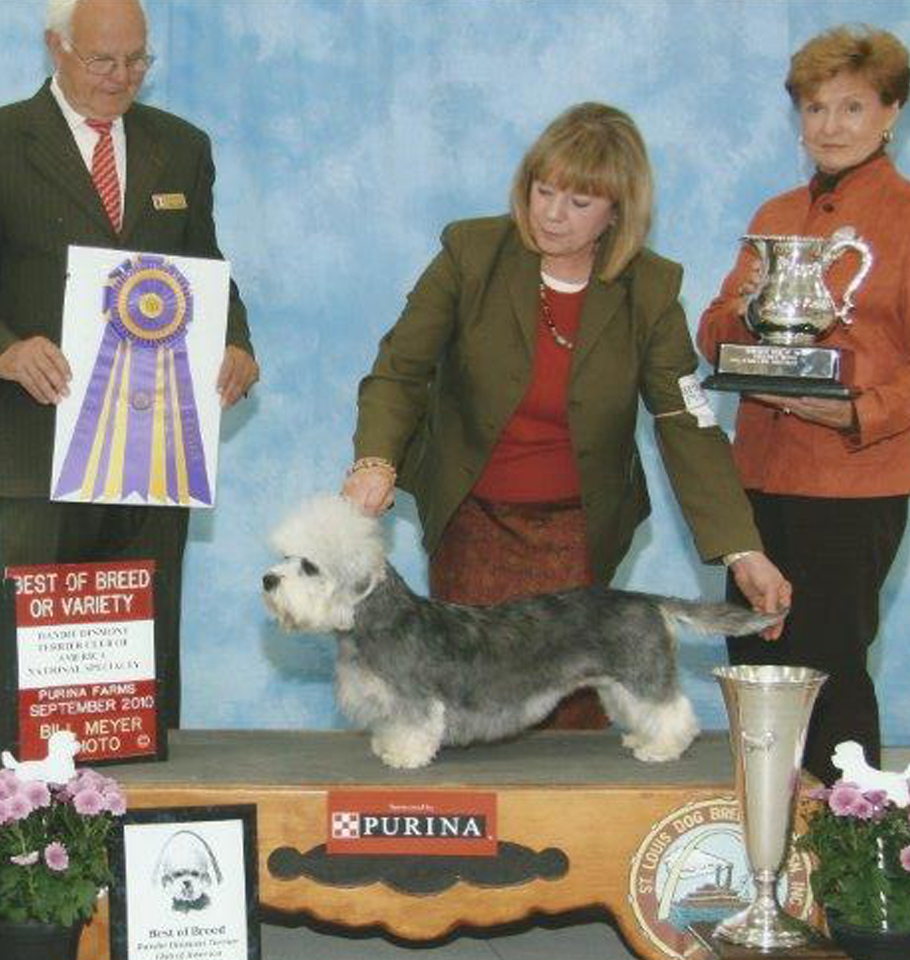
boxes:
[64,41,155,77]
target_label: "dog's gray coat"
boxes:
[263,495,780,769]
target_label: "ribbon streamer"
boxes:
[54,254,212,506]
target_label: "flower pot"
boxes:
[826,912,910,960]
[0,919,84,960]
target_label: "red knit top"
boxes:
[472,280,585,502]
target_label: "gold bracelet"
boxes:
[723,550,758,567]
[346,457,397,479]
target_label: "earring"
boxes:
[883,128,894,144]
[798,135,805,145]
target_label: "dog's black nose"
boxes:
[262,573,281,592]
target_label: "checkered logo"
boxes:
[331,811,361,839]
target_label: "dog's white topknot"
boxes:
[270,494,386,589]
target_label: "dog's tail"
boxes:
[1,750,19,770]
[657,599,784,637]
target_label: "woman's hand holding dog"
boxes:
[343,462,396,516]
[729,552,791,640]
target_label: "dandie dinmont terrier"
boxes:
[262,495,780,769]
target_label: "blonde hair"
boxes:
[510,102,652,283]
[786,25,909,107]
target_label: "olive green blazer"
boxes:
[0,81,253,496]
[354,216,761,583]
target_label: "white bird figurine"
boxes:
[1,729,81,784]
[830,740,910,807]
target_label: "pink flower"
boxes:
[22,781,51,809]
[0,770,18,799]
[901,846,910,872]
[10,850,39,866]
[5,793,33,821]
[829,782,864,816]
[72,788,104,816]
[0,798,11,825]
[44,842,69,872]
[807,785,831,801]
[103,789,127,816]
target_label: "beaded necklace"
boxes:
[539,281,575,350]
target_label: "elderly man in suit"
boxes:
[0,0,258,727]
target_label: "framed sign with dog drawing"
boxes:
[0,560,166,764]
[109,804,260,960]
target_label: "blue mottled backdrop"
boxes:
[3,0,909,739]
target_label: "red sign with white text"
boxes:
[6,560,158,762]
[327,790,497,856]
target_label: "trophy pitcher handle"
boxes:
[740,236,771,334]
[822,236,874,326]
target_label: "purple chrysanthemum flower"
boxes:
[22,781,51,809]
[6,793,33,821]
[829,782,864,816]
[0,770,19,801]
[72,788,104,816]
[103,789,127,816]
[43,841,69,872]
[10,850,39,866]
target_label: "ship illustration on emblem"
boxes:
[628,798,813,960]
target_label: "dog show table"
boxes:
[75,728,863,960]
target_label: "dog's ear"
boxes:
[326,575,378,631]
[352,575,375,600]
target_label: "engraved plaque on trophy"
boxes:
[703,231,872,399]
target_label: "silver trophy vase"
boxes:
[713,665,827,950]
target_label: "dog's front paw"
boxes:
[371,731,438,769]
[631,741,684,763]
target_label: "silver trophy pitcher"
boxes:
[703,230,873,398]
[743,232,873,345]
[713,665,827,950]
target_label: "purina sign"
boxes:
[327,790,497,856]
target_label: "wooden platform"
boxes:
[76,729,889,960]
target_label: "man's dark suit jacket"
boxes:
[0,79,253,497]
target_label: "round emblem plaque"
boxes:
[627,796,814,959]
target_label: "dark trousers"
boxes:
[727,491,907,784]
[0,498,188,728]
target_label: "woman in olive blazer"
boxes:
[345,103,788,626]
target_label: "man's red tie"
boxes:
[86,119,122,232]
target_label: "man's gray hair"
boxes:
[46,0,147,42]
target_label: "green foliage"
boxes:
[796,782,910,932]
[0,768,125,926]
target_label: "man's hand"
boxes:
[217,345,259,408]
[729,551,792,640]
[0,337,71,404]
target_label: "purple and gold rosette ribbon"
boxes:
[54,254,212,506]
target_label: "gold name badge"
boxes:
[152,192,188,211]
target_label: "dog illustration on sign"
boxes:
[152,830,223,913]
[262,495,783,769]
